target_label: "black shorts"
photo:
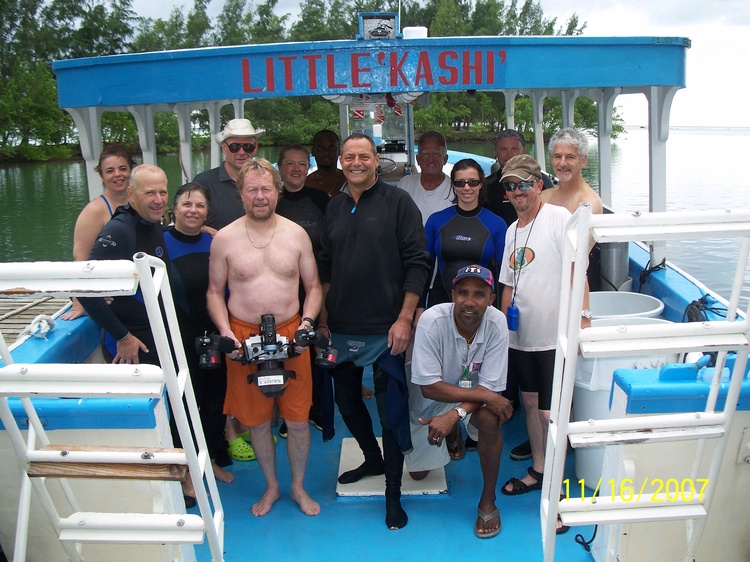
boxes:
[509,348,556,410]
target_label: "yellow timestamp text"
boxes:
[562,477,709,503]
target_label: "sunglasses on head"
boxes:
[452,178,482,188]
[224,142,256,154]
[503,180,536,192]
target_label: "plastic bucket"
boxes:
[589,291,664,319]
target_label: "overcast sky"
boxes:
[130,0,749,127]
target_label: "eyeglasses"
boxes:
[503,180,536,192]
[452,179,482,188]
[224,142,256,154]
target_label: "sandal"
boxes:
[446,426,466,461]
[501,466,543,495]
[557,494,570,534]
[474,507,501,539]
[227,436,256,461]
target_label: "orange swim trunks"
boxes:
[224,315,312,427]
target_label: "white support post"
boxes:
[128,104,157,165]
[646,85,680,265]
[560,89,579,129]
[504,89,518,130]
[594,88,619,210]
[64,106,104,200]
[530,90,548,171]
[172,103,194,183]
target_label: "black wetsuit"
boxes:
[163,227,227,460]
[79,204,168,364]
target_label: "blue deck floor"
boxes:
[194,373,597,562]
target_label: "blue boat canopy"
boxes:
[51,13,690,268]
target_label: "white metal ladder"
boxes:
[541,206,750,561]
[0,253,224,561]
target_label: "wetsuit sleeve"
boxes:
[78,218,133,341]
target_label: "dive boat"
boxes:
[1,12,749,562]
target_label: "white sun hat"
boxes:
[215,118,265,144]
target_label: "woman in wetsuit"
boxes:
[62,144,135,320]
[163,182,234,493]
[423,158,507,308]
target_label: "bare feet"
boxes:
[252,487,281,516]
[211,460,234,484]
[291,486,320,516]
[181,475,196,499]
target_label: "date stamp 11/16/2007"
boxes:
[562,477,710,503]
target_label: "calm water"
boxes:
[3,127,750,304]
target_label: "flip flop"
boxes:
[474,507,501,539]
[227,436,256,461]
[501,466,543,496]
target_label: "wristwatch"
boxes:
[454,406,467,421]
[581,309,592,319]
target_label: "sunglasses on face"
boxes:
[503,180,536,192]
[452,178,482,188]
[225,142,256,154]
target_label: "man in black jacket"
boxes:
[318,133,430,530]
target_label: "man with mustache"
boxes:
[408,264,512,539]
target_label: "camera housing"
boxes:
[195,314,338,397]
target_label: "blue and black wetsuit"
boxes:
[424,205,507,307]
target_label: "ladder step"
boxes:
[569,424,725,448]
[591,221,750,242]
[0,363,166,398]
[58,512,206,543]
[556,496,708,526]
[579,332,749,358]
[28,445,188,479]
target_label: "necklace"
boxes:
[244,216,276,249]
[464,329,478,346]
[511,202,543,305]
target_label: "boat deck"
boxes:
[194,371,595,562]
[0,297,71,344]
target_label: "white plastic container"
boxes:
[573,317,678,489]
[589,291,664,319]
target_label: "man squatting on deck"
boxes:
[407,264,513,538]
[207,158,323,516]
[318,133,431,530]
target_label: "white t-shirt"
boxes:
[499,203,572,351]
[396,174,454,226]
[410,303,508,418]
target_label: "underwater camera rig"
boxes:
[196,313,337,398]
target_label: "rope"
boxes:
[682,293,729,323]
[0,296,53,322]
[637,258,666,292]
[17,314,57,340]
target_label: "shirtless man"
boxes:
[542,128,603,288]
[542,128,603,217]
[207,158,322,517]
